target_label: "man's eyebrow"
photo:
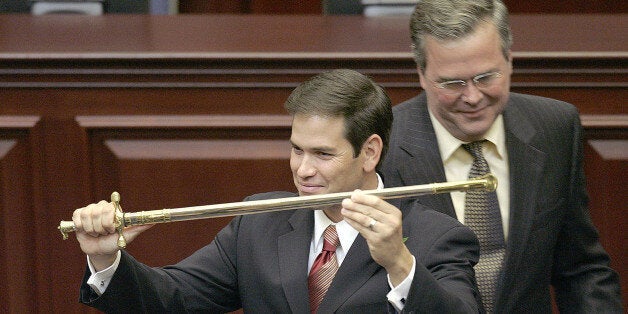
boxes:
[437,75,463,82]
[313,146,336,153]
[290,141,335,153]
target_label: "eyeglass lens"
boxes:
[438,72,502,93]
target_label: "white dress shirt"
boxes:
[309,174,414,312]
[429,111,511,240]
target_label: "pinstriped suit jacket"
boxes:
[381,92,622,313]
[79,191,482,313]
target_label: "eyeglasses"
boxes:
[432,71,503,95]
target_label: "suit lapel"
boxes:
[398,96,456,218]
[278,209,314,313]
[278,213,384,313]
[317,235,382,313]
[495,101,545,306]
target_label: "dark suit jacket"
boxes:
[381,92,623,313]
[80,191,482,313]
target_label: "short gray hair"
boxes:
[409,0,512,71]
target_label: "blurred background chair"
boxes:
[322,0,363,15]
[323,0,418,16]
[30,1,104,15]
[361,0,417,16]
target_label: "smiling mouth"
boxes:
[458,106,489,117]
[460,104,487,113]
[298,183,324,195]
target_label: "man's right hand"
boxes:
[72,200,153,271]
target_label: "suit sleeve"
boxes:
[551,112,622,312]
[79,216,245,313]
[402,209,482,313]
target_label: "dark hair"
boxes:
[284,69,393,167]
[410,0,512,71]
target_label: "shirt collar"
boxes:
[313,210,357,253]
[376,172,384,189]
[313,173,384,251]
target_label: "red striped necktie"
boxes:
[308,225,340,313]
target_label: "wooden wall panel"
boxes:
[583,123,628,296]
[0,117,40,313]
[178,0,322,14]
[503,0,627,14]
[81,118,294,266]
[41,116,297,310]
[178,1,247,14]
[249,1,322,14]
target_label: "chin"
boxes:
[463,120,493,137]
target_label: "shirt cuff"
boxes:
[386,255,416,312]
[86,251,121,296]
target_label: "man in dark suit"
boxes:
[381,0,623,313]
[71,69,481,313]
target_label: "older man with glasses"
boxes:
[381,0,623,313]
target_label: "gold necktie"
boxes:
[463,141,505,313]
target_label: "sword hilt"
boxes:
[58,192,127,249]
[111,192,127,249]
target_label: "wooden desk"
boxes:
[0,14,625,312]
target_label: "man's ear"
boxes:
[361,134,383,172]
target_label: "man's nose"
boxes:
[461,81,484,104]
[296,154,316,177]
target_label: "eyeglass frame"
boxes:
[431,71,503,95]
